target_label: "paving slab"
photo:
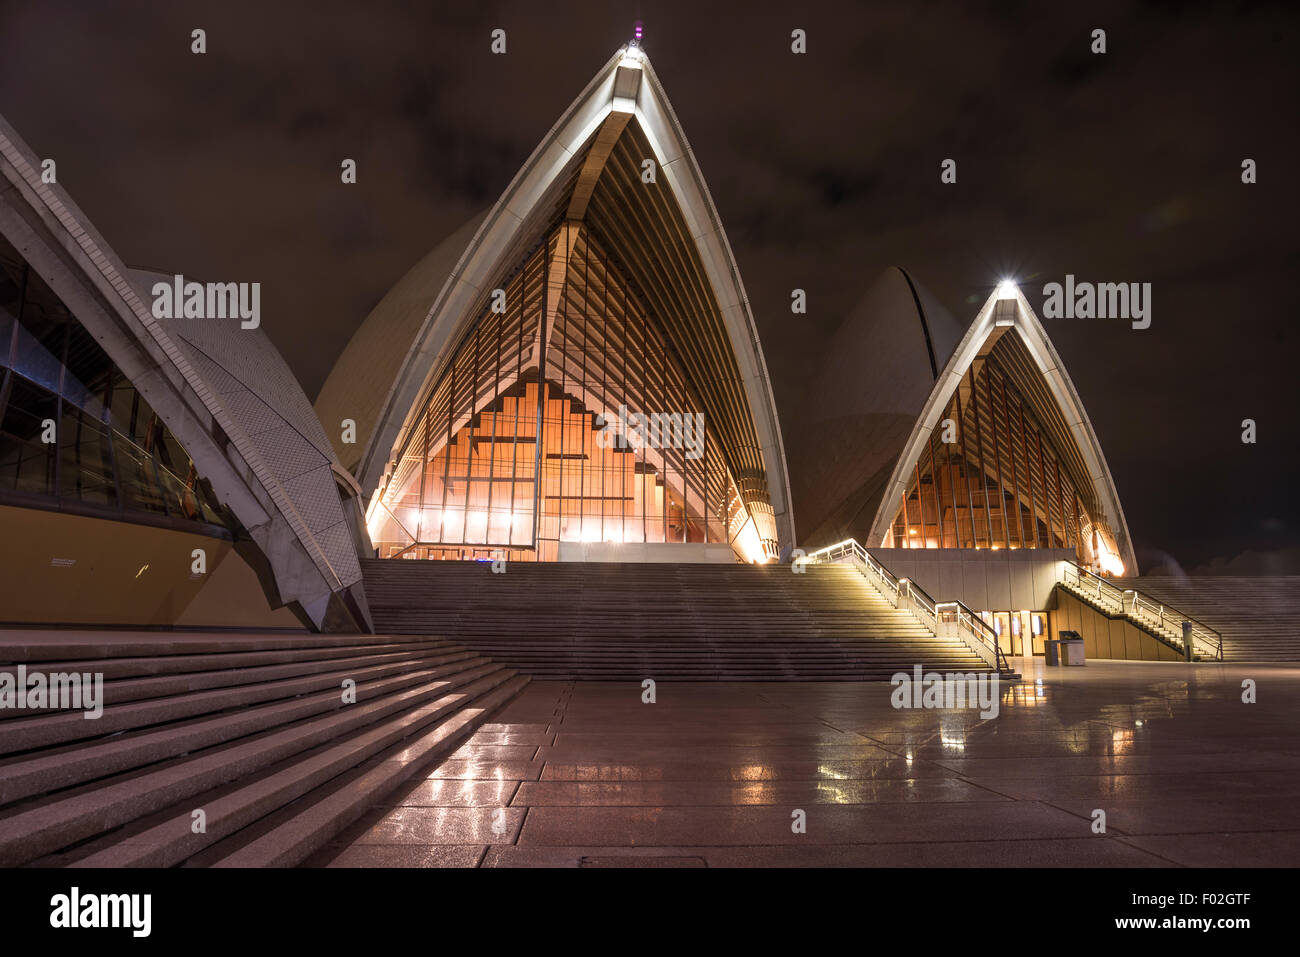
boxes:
[481,837,1169,868]
[349,806,527,845]
[1118,830,1300,867]
[385,779,520,808]
[517,801,1087,846]
[512,778,1005,806]
[316,659,1300,867]
[318,844,486,867]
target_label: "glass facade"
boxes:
[0,234,230,535]
[367,224,769,562]
[883,334,1124,574]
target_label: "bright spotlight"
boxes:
[996,279,1018,300]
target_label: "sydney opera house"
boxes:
[1,45,1135,636]
[0,41,1292,870]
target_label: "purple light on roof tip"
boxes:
[634,22,643,40]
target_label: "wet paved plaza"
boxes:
[310,657,1300,867]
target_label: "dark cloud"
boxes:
[1,0,1296,570]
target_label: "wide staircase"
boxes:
[363,559,997,680]
[0,631,527,867]
[1128,576,1300,662]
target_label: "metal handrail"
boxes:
[935,599,1011,672]
[804,539,1010,672]
[1059,560,1222,661]
[804,539,905,605]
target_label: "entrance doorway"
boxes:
[992,610,1048,656]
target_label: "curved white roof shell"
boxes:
[866,284,1138,573]
[320,47,795,551]
[0,112,369,630]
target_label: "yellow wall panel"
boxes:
[0,505,292,628]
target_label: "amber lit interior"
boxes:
[883,327,1125,574]
[366,225,773,562]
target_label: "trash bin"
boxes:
[1043,638,1061,665]
[1058,630,1086,666]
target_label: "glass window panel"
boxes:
[58,407,116,506]
[0,376,58,494]
[113,439,168,515]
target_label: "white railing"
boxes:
[1059,561,1222,661]
[803,539,1009,672]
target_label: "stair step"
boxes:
[0,661,508,865]
[0,652,484,757]
[62,671,524,868]
[206,674,529,868]
[0,646,473,719]
[0,657,496,802]
[0,631,446,664]
[359,558,1002,681]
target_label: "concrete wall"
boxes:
[869,547,1072,611]
[175,544,306,630]
[0,504,302,629]
[1049,589,1183,661]
[558,541,737,563]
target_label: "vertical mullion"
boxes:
[914,461,927,547]
[531,239,547,550]
[1050,455,1060,546]
[927,431,946,547]
[955,387,976,549]
[982,366,1006,548]
[943,401,961,547]
[441,342,456,552]
[484,278,501,544]
[998,373,1024,548]
[969,364,993,547]
[1017,401,1038,549]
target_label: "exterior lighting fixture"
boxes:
[996,279,1018,300]
[1099,549,1126,577]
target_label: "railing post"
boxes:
[1183,621,1193,662]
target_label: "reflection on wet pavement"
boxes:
[308,657,1300,867]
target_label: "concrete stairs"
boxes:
[1128,576,1300,662]
[1054,576,1212,659]
[363,559,996,680]
[0,631,527,867]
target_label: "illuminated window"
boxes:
[888,337,1124,570]
[367,226,772,562]
[0,238,229,534]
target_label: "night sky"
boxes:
[2,1,1296,574]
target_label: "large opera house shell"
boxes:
[316,46,794,565]
[793,268,1136,576]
